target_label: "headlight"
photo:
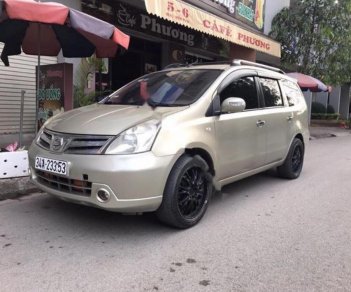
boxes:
[105,119,161,155]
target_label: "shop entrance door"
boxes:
[185,51,214,64]
[111,38,162,90]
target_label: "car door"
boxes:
[256,76,294,164]
[214,71,267,180]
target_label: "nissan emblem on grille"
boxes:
[51,136,64,152]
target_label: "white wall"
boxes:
[264,0,290,35]
[303,91,312,125]
[339,85,351,120]
[329,86,341,114]
[315,92,328,109]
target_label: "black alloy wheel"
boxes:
[277,138,304,179]
[156,155,213,229]
[177,166,208,219]
[291,144,303,173]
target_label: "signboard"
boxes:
[145,0,280,57]
[36,63,73,129]
[184,0,266,32]
[81,1,230,58]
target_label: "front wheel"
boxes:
[156,155,213,229]
[277,138,304,179]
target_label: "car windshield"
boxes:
[103,69,222,107]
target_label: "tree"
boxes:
[269,0,351,85]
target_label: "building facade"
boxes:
[0,0,289,136]
[82,0,289,92]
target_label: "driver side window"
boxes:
[219,77,259,110]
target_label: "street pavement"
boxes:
[1,135,351,292]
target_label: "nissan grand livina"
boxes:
[29,60,309,228]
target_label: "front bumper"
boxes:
[28,143,178,212]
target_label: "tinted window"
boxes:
[104,69,222,107]
[259,78,283,107]
[220,77,259,110]
[281,79,302,106]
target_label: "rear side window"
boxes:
[259,78,283,107]
[281,79,302,106]
[219,77,259,110]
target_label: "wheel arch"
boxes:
[295,133,304,146]
[184,148,215,177]
[281,132,305,165]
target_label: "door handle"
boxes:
[287,115,293,121]
[256,120,266,127]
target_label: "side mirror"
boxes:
[221,97,246,113]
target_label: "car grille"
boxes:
[37,129,113,154]
[35,170,92,197]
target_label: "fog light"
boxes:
[96,189,110,203]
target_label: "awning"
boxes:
[145,0,281,58]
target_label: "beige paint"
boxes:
[28,63,308,213]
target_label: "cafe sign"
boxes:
[145,0,280,57]
[81,0,230,57]
[188,0,266,32]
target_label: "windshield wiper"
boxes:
[103,101,144,106]
[146,99,161,109]
[147,100,185,108]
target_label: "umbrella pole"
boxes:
[35,0,41,135]
[19,90,26,148]
[35,24,41,135]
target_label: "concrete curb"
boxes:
[309,127,350,140]
[0,176,41,201]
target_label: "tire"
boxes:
[156,154,213,229]
[277,138,304,179]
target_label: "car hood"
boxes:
[46,104,187,135]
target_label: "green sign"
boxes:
[189,0,266,31]
[237,2,254,22]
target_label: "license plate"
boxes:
[35,156,69,176]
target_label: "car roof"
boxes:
[163,60,297,83]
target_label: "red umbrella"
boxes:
[0,0,130,66]
[0,0,130,134]
[286,72,330,92]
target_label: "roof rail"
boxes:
[163,63,186,69]
[232,59,285,74]
[163,61,231,70]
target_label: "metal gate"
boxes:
[0,43,56,134]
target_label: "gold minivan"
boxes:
[29,60,309,228]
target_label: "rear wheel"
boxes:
[277,138,304,179]
[156,155,213,229]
